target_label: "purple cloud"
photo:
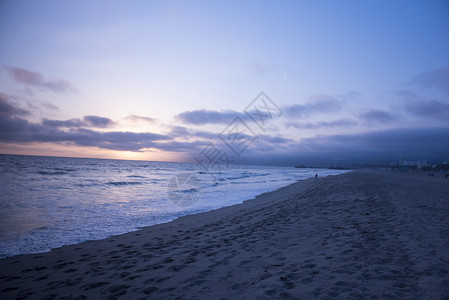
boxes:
[0,96,168,151]
[1,119,168,152]
[42,118,83,128]
[258,135,292,144]
[176,109,245,125]
[153,140,207,152]
[0,93,29,117]
[83,115,114,128]
[4,66,76,93]
[2,93,448,164]
[0,96,217,153]
[409,66,449,93]
[42,115,114,128]
[125,115,156,123]
[177,96,342,126]
[238,126,449,166]
[284,96,341,118]
[358,110,398,123]
[286,119,356,129]
[297,126,449,158]
[403,99,449,121]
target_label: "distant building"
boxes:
[402,160,416,167]
[397,156,433,171]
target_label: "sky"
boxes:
[0,0,448,166]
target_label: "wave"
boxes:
[106,181,143,186]
[224,174,251,180]
[222,172,271,181]
[75,183,100,187]
[151,179,165,183]
[38,171,67,175]
[52,168,76,172]
[229,180,268,185]
[172,187,202,193]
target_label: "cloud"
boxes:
[75,130,165,151]
[0,96,224,154]
[258,135,292,144]
[168,125,233,142]
[403,99,449,121]
[286,119,356,129]
[0,96,221,153]
[358,109,398,123]
[176,109,245,125]
[0,96,169,151]
[4,66,76,93]
[3,93,447,165]
[396,90,449,122]
[42,115,115,128]
[245,134,293,152]
[153,140,207,152]
[167,125,217,141]
[0,93,29,117]
[83,115,114,128]
[1,119,168,152]
[409,66,449,93]
[124,115,156,123]
[169,125,191,137]
[284,96,341,118]
[297,127,449,159]
[237,126,449,166]
[42,118,83,128]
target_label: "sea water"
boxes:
[0,154,348,258]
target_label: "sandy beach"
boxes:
[1,171,448,299]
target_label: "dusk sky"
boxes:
[1,0,448,166]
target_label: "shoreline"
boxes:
[1,171,448,298]
[0,157,339,259]
[0,170,335,259]
[2,171,327,259]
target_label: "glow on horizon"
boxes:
[0,142,186,162]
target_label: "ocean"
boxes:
[0,154,348,258]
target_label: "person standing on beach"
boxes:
[315,173,318,180]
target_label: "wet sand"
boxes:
[1,171,448,299]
